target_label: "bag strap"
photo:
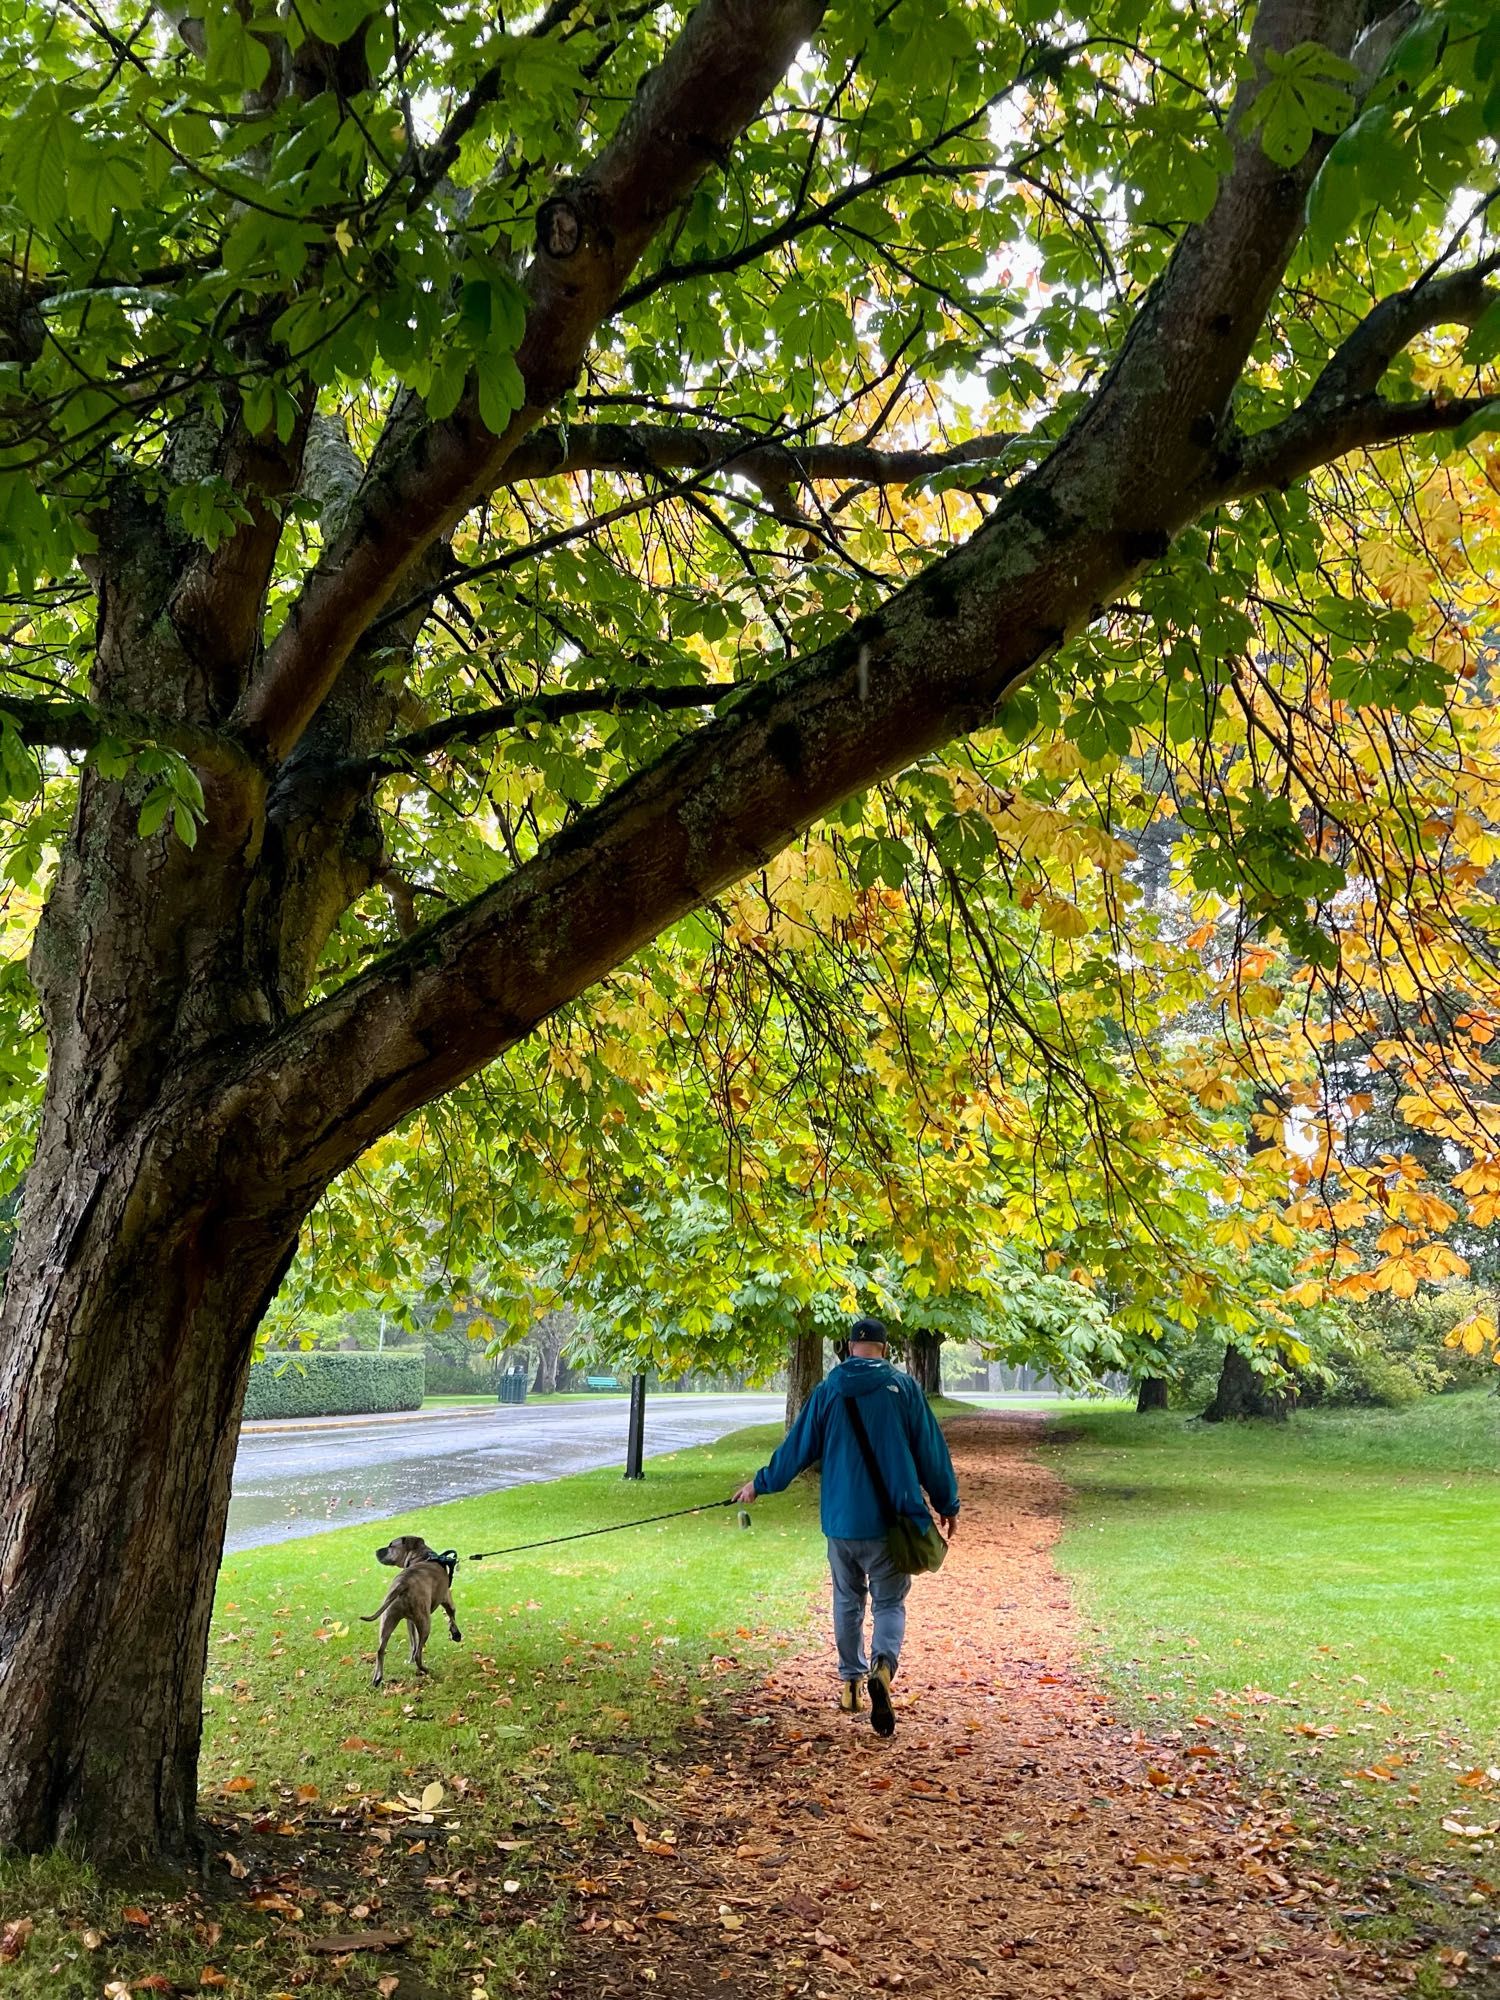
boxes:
[842,1392,896,1527]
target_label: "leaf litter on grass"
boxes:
[549,1417,1492,2000]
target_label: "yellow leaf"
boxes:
[1446,1312,1498,1358]
[1038,895,1089,939]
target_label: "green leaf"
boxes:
[9,88,77,229]
[299,0,377,42]
[475,349,526,437]
[1247,42,1357,166]
[72,148,141,243]
[204,6,271,90]
[137,790,172,839]
[1464,298,1500,369]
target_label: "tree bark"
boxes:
[785,1322,824,1428]
[1201,1345,1296,1423]
[1135,1376,1170,1413]
[530,1308,574,1396]
[907,1332,943,1398]
[0,1119,300,1862]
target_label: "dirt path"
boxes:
[549,1415,1390,1999]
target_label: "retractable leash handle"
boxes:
[466,1494,743,1565]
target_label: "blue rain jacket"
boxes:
[753,1356,960,1539]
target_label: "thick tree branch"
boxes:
[237,0,827,766]
[1223,392,1498,498]
[0,693,256,778]
[1218,258,1500,496]
[1300,257,1500,407]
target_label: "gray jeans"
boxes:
[827,1536,911,1682]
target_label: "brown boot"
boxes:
[838,1680,863,1716]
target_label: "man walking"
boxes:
[734,1317,959,1737]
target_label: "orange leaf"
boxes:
[201,1971,229,1989]
[0,1918,33,1962]
[249,1892,303,1916]
[845,1821,881,1841]
[220,1775,256,1794]
[122,1905,153,1928]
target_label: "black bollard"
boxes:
[623,1371,646,1479]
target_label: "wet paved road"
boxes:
[225,1392,782,1553]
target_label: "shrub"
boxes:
[423,1353,498,1396]
[1332,1348,1433,1408]
[243,1350,424,1419]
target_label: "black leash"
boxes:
[466,1496,740,1564]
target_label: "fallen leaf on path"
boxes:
[631,1817,676,1856]
[249,1892,303,1916]
[845,1820,881,1840]
[219,1850,248,1879]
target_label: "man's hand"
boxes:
[733,1481,758,1505]
[939,1514,958,1540]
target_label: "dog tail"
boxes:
[359,1610,382,1622]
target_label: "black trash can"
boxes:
[497,1367,528,1406]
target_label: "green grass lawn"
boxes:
[1048,1391,1500,1874]
[0,1423,824,1999]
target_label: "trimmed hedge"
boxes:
[243,1350,425,1420]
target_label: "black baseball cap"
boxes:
[849,1316,888,1344]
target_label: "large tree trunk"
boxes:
[1201,1345,1296,1423]
[907,1331,943,1398]
[785,1322,824,1427]
[0,1124,303,1862]
[1135,1375,1170,1413]
[0,483,356,1865]
[531,1308,575,1395]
